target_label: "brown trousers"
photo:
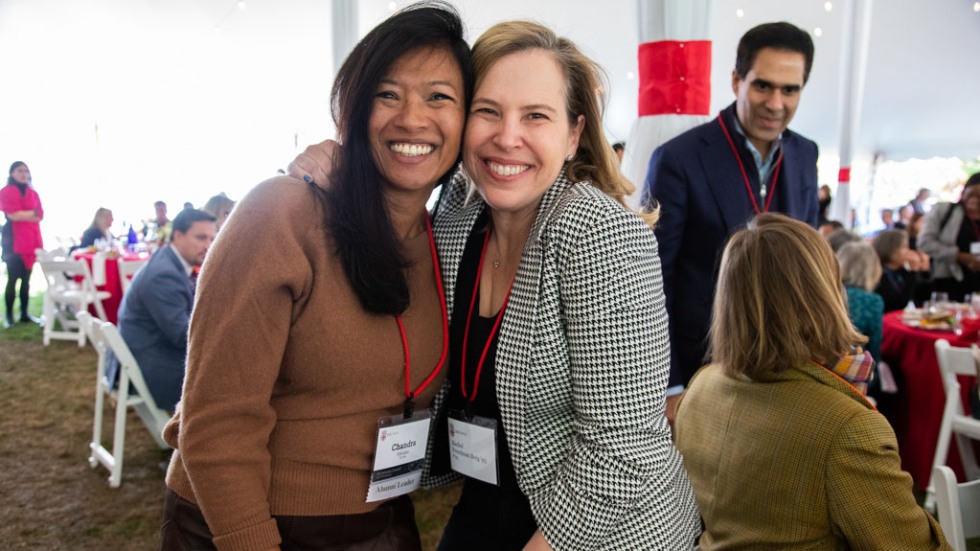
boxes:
[160,489,422,551]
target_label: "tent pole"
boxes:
[622,0,713,208]
[833,0,874,230]
[331,0,358,79]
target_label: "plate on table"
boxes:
[904,318,954,331]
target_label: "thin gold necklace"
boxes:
[491,232,503,269]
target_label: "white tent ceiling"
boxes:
[0,0,976,243]
[4,0,978,162]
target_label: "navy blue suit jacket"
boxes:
[111,245,193,411]
[642,103,819,388]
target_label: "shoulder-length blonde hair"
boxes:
[710,213,866,378]
[202,193,236,229]
[470,20,656,226]
[90,207,112,230]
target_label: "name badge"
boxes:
[447,410,499,486]
[971,242,980,257]
[366,409,431,503]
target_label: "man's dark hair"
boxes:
[611,142,625,153]
[154,200,166,208]
[171,209,216,241]
[735,22,815,84]
[319,1,473,315]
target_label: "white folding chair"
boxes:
[76,311,111,477]
[84,316,171,488]
[35,258,111,347]
[933,465,980,551]
[925,339,980,512]
[117,258,148,295]
[35,246,68,262]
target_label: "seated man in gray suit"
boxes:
[112,208,217,412]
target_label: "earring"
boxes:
[565,155,573,163]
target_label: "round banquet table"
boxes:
[73,251,148,324]
[880,310,977,490]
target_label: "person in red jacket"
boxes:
[0,161,44,328]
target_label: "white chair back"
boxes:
[36,258,112,347]
[53,235,78,251]
[85,317,171,488]
[933,465,980,551]
[78,310,113,481]
[925,339,980,512]
[117,259,148,295]
[35,247,68,262]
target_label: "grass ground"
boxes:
[0,294,458,550]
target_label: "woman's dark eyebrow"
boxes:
[379,78,458,88]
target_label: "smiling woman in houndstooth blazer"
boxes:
[428,21,701,551]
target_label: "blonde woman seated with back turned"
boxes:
[675,212,950,550]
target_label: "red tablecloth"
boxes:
[880,311,977,490]
[73,252,147,324]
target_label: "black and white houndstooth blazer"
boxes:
[426,170,702,550]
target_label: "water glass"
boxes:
[970,293,980,312]
[929,292,950,312]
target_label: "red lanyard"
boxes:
[717,112,783,215]
[460,230,515,404]
[395,214,449,418]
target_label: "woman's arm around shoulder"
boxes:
[287,140,338,186]
[175,175,320,550]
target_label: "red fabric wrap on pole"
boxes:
[638,40,712,116]
[838,168,851,183]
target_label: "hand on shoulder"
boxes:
[288,140,339,186]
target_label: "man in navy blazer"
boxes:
[112,208,216,411]
[642,22,819,421]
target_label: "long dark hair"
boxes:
[320,1,472,315]
[7,161,27,186]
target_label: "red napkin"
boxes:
[955,316,980,342]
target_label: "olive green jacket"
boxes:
[676,362,951,550]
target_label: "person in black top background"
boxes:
[872,229,932,311]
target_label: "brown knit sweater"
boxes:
[164,176,446,551]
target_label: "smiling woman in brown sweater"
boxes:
[159,4,474,550]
